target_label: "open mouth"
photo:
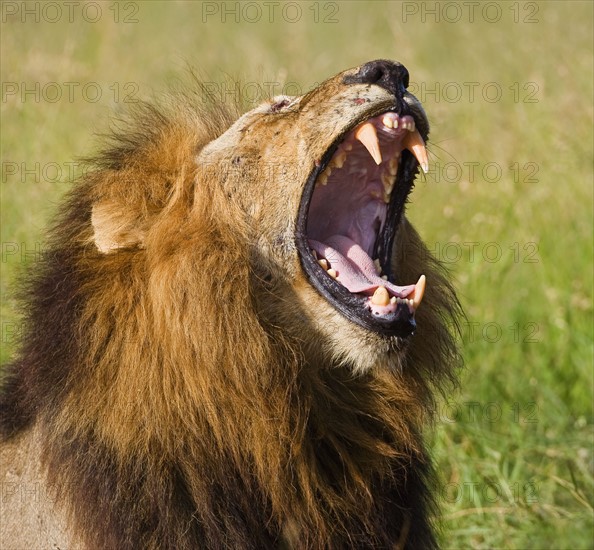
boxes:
[296,110,429,337]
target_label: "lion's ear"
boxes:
[91,199,146,253]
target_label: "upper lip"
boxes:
[296,102,429,337]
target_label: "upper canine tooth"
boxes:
[354,122,382,165]
[404,129,429,173]
[411,274,426,309]
[371,286,390,306]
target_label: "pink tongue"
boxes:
[309,236,414,297]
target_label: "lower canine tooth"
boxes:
[371,286,390,306]
[411,274,426,309]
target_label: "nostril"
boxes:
[361,64,386,85]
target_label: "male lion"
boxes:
[0,60,460,549]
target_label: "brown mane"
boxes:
[1,73,461,549]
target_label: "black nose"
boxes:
[344,59,410,97]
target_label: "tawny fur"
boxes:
[1,65,461,549]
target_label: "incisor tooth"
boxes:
[404,129,429,173]
[402,118,415,132]
[354,122,382,165]
[390,296,397,305]
[411,274,426,309]
[382,114,394,129]
[371,286,390,306]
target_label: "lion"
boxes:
[0,60,461,549]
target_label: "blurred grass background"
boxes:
[1,1,592,548]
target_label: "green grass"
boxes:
[1,1,592,548]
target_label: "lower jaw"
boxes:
[316,288,418,338]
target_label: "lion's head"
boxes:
[93,59,456,373]
[1,60,461,549]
